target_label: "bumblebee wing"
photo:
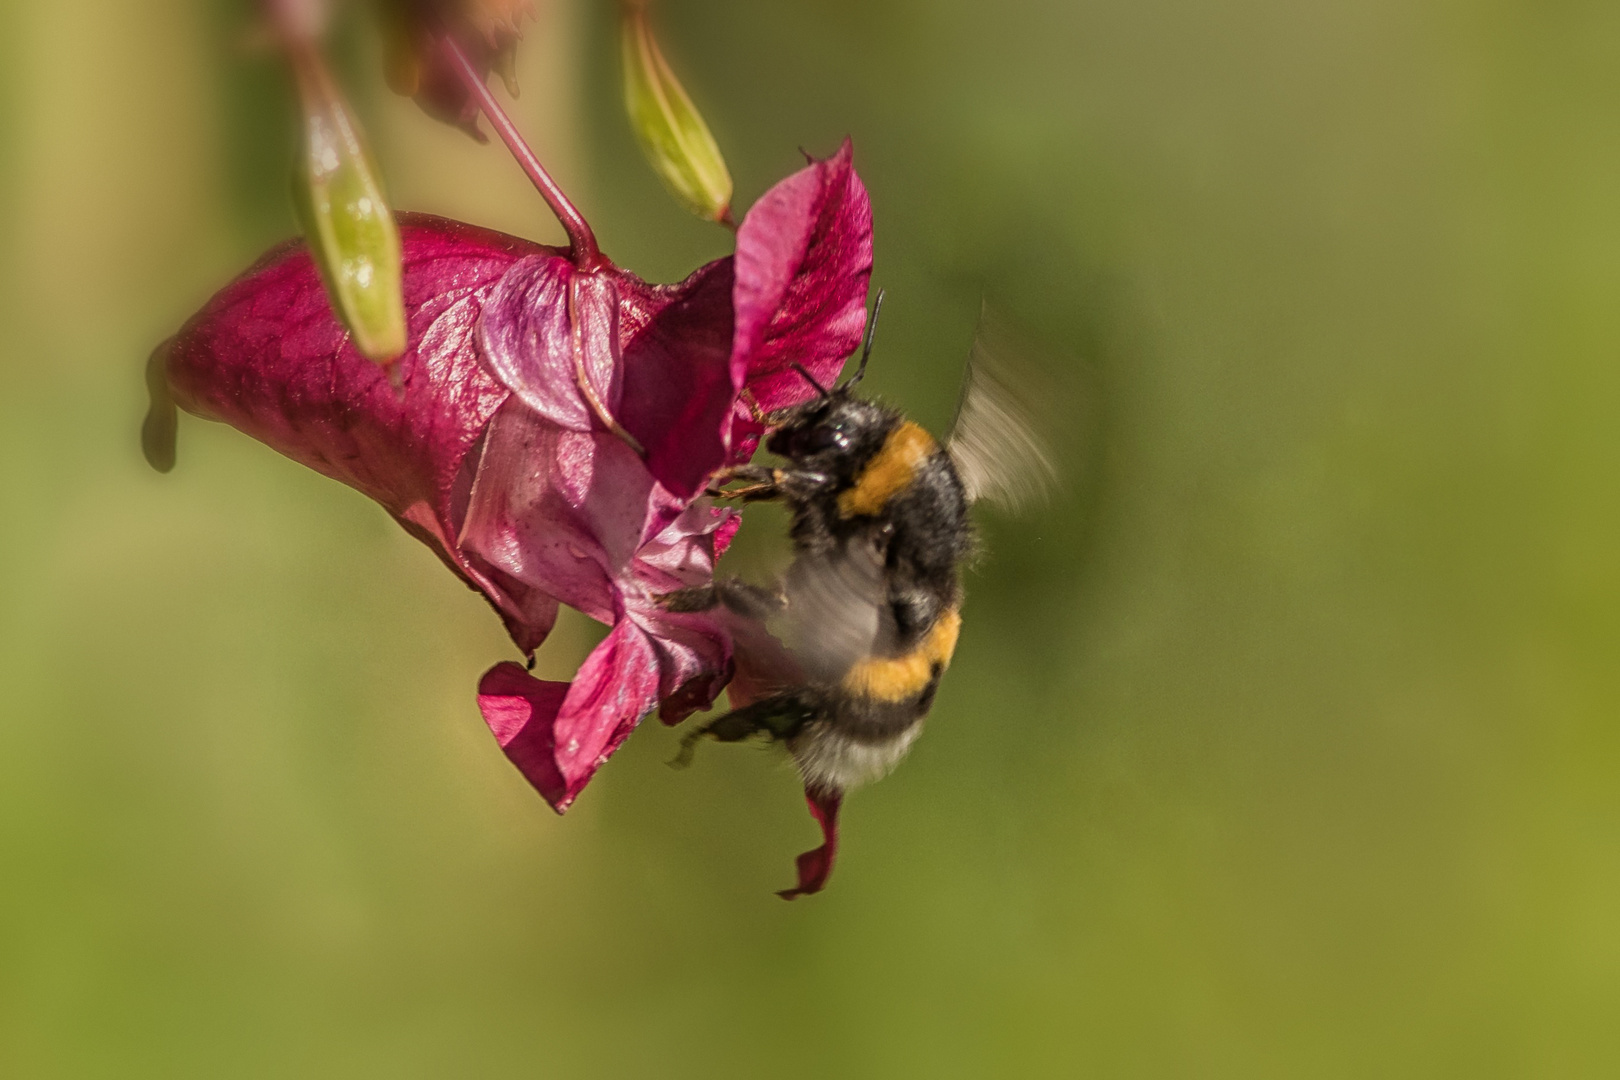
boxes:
[945,306,1060,513]
[781,538,892,682]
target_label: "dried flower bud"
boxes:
[378,0,533,138]
[620,4,734,224]
[290,53,407,363]
[265,0,328,42]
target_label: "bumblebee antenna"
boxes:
[842,289,885,390]
[789,362,832,399]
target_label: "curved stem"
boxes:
[437,33,605,269]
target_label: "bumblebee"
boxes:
[666,295,1056,883]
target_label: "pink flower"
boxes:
[155,143,872,823]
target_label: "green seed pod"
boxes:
[620,5,734,225]
[290,54,407,363]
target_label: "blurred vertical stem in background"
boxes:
[619,0,734,226]
[268,0,408,364]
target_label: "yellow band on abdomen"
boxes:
[841,608,963,703]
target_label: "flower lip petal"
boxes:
[548,615,663,809]
[502,597,730,812]
[478,661,570,808]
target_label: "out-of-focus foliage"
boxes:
[5,0,1620,1076]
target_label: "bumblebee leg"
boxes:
[658,585,720,613]
[669,693,819,768]
[768,468,831,501]
[716,579,787,619]
[656,578,785,618]
[706,464,778,499]
[739,388,769,424]
[713,481,779,502]
[707,465,831,503]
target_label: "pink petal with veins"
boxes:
[162,213,561,651]
[479,256,738,502]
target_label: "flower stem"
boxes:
[437,32,604,269]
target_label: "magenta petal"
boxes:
[711,513,742,559]
[479,253,741,501]
[778,785,843,900]
[548,614,667,810]
[732,139,874,416]
[475,606,727,813]
[545,599,732,807]
[461,401,655,621]
[616,260,738,500]
[478,661,570,809]
[461,396,739,614]
[166,214,533,528]
[163,213,562,652]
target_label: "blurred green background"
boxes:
[5,0,1620,1075]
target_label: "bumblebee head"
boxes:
[763,290,893,469]
[765,390,896,470]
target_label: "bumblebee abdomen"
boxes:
[788,610,961,790]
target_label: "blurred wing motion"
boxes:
[781,538,891,682]
[945,306,1060,513]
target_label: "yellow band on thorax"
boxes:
[837,421,937,518]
